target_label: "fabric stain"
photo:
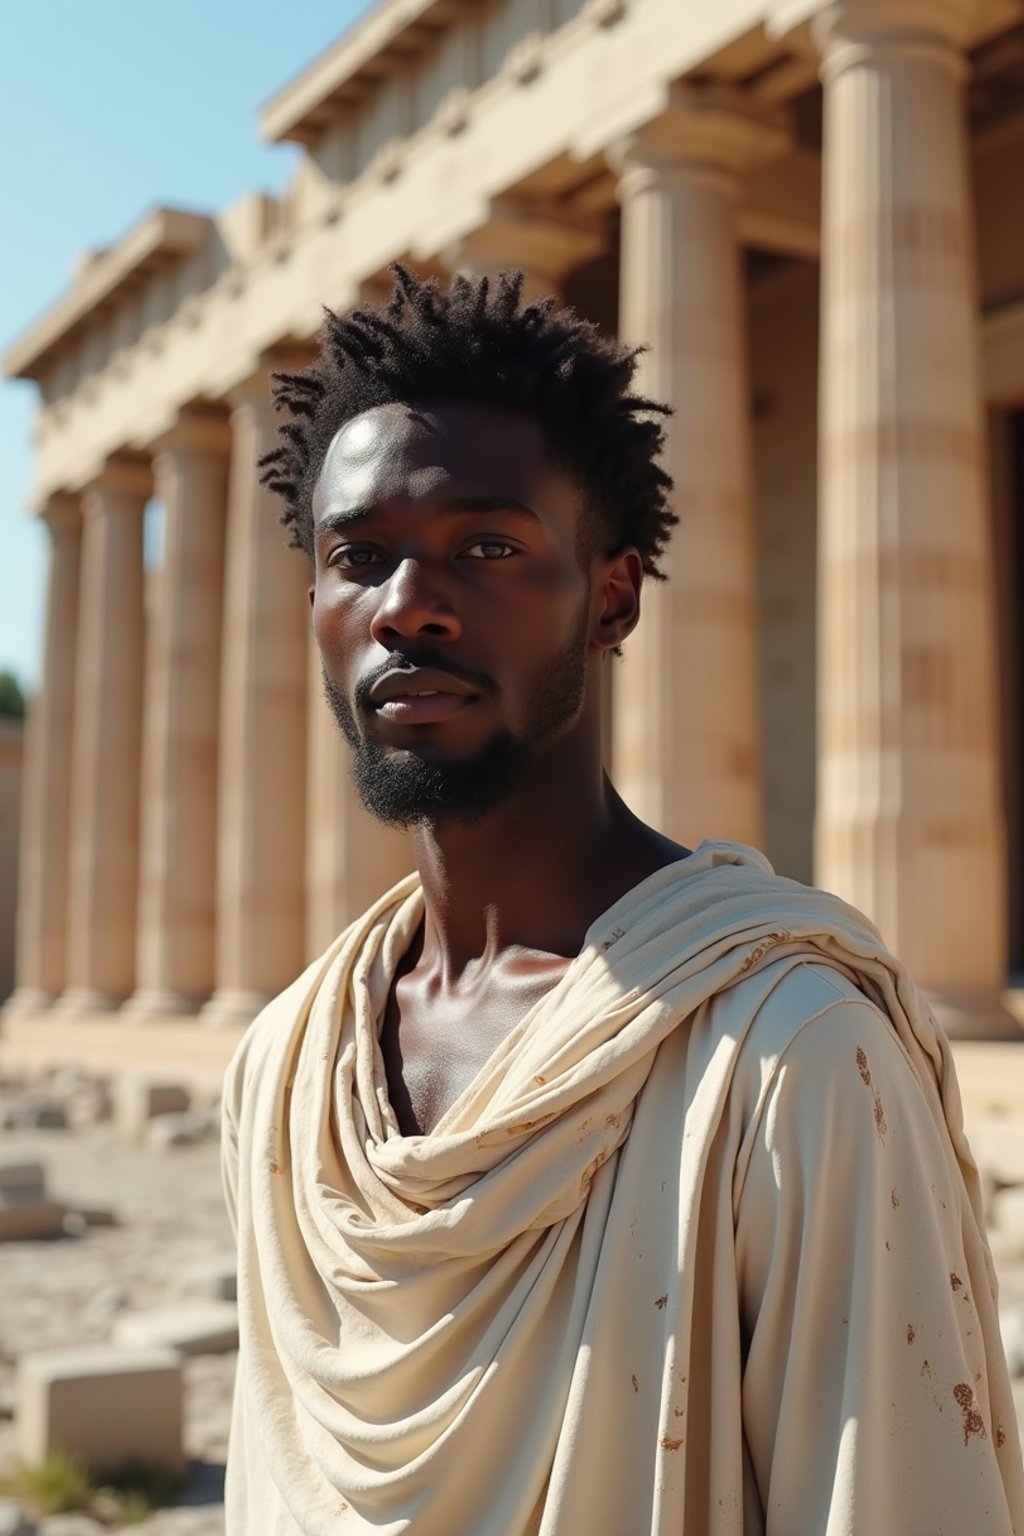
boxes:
[269,1161,281,1175]
[891,1188,901,1208]
[631,1374,638,1393]
[738,931,791,975]
[997,1426,1007,1448]
[906,1324,915,1344]
[659,1434,683,1452]
[510,1116,548,1137]
[950,1272,963,1292]
[856,1049,887,1137]
[655,1294,668,1310]
[953,1382,987,1447]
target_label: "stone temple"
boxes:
[4,0,1024,1082]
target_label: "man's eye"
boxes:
[331,546,379,568]
[464,540,515,560]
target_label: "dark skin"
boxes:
[310,400,689,1135]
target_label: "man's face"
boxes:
[310,400,598,827]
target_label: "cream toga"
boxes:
[222,841,1024,1534]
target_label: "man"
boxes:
[222,266,1024,1534]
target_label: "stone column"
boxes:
[810,0,1014,1034]
[8,495,82,1010]
[61,460,150,1013]
[202,368,309,1027]
[611,88,785,848]
[128,412,230,1018]
[305,637,412,959]
[440,200,604,304]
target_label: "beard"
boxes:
[322,607,590,829]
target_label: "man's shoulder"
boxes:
[713,953,908,1139]
[222,876,420,1121]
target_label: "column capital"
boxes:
[81,456,152,509]
[438,199,605,294]
[37,491,81,535]
[606,83,790,198]
[770,0,987,76]
[152,408,230,462]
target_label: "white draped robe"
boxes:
[222,842,1024,1534]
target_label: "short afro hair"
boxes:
[259,263,677,576]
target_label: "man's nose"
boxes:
[368,557,461,645]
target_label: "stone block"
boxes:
[0,1199,66,1241]
[144,1109,213,1149]
[966,1116,1024,1188]
[59,1205,117,1240]
[990,1185,1024,1240]
[114,1078,190,1141]
[0,1159,46,1197]
[181,1253,237,1302]
[65,1084,113,1129]
[113,1301,238,1356]
[15,1345,184,1477]
[8,1100,67,1130]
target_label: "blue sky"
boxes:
[0,0,375,689]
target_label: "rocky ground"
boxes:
[3,1062,1024,1532]
[0,1092,233,1536]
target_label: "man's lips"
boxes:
[366,667,481,726]
[375,693,476,724]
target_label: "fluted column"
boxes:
[202,367,309,1026]
[61,460,150,1013]
[611,88,785,848]
[810,0,1014,1035]
[8,495,82,1010]
[440,200,604,304]
[129,412,230,1017]
[305,637,412,959]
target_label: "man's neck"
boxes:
[407,756,690,987]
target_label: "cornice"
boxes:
[4,208,213,384]
[261,0,467,147]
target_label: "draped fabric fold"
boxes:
[223,841,1024,1534]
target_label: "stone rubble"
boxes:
[144,1113,217,1153]
[113,1305,238,1359]
[114,1081,192,1145]
[0,1094,234,1534]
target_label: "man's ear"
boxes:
[592,547,643,654]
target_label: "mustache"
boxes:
[353,652,498,712]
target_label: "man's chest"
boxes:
[378,968,568,1136]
